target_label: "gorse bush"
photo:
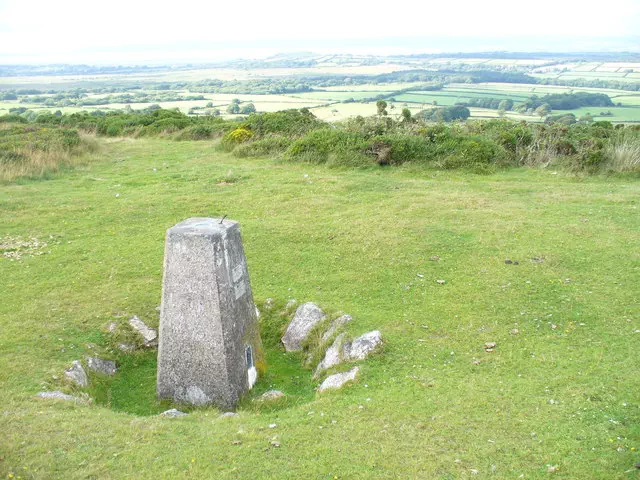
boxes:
[2,107,639,175]
[234,136,294,158]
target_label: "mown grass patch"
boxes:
[0,138,638,479]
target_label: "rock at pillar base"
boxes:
[156,218,263,410]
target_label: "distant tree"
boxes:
[498,108,506,118]
[231,98,241,105]
[240,103,256,114]
[535,104,551,118]
[206,101,214,108]
[226,103,240,114]
[376,100,388,116]
[498,99,514,111]
[579,113,594,123]
[401,108,412,122]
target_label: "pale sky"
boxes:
[1,0,639,64]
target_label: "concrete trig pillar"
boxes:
[157,217,263,410]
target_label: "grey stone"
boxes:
[320,314,352,343]
[36,391,79,401]
[314,333,347,378]
[107,322,118,333]
[220,411,239,418]
[161,408,188,417]
[86,357,117,375]
[318,367,359,392]
[129,316,158,347]
[64,360,88,387]
[258,390,286,401]
[117,343,135,353]
[344,330,383,361]
[282,302,326,352]
[284,299,297,310]
[156,218,263,410]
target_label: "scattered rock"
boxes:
[36,391,80,402]
[220,412,239,418]
[257,390,286,401]
[318,367,359,392]
[264,298,274,310]
[86,357,117,375]
[314,333,347,378]
[107,322,118,333]
[547,465,559,473]
[117,343,135,353]
[484,342,497,352]
[269,423,277,429]
[161,408,188,417]
[64,360,88,387]
[284,299,297,310]
[531,257,545,263]
[270,440,281,447]
[321,314,352,343]
[232,440,242,445]
[282,302,326,352]
[344,330,383,361]
[429,256,440,261]
[472,358,481,365]
[436,279,446,285]
[129,315,158,347]
[254,305,260,319]
[505,259,513,264]
[511,328,520,335]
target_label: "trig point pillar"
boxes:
[157,217,263,410]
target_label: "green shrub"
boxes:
[286,129,369,164]
[244,109,323,137]
[234,136,293,158]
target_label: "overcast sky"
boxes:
[1,0,639,64]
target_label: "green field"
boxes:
[1,138,639,478]
[2,56,640,125]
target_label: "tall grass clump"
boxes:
[604,129,640,173]
[0,123,99,182]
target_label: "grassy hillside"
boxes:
[0,138,638,478]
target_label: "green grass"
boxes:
[1,138,639,479]
[553,106,640,122]
[292,91,393,101]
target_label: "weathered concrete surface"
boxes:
[344,330,383,361]
[87,357,117,375]
[320,314,352,344]
[282,302,326,352]
[157,218,263,410]
[64,360,88,387]
[314,333,347,378]
[318,367,359,392]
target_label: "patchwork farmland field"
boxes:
[1,54,640,123]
